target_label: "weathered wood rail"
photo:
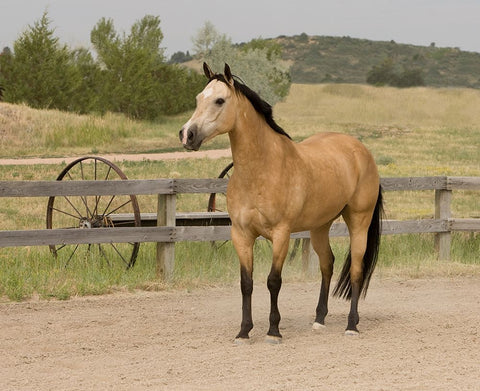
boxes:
[0,176,479,279]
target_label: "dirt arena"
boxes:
[1,276,479,391]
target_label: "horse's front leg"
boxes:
[310,225,335,329]
[231,227,255,343]
[266,230,291,344]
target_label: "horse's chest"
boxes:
[227,182,297,236]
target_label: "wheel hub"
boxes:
[79,215,113,229]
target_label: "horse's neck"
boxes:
[228,101,287,173]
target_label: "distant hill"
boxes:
[272,34,480,88]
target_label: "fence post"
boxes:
[156,193,176,279]
[434,189,452,260]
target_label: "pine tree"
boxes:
[2,12,81,110]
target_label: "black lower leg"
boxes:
[267,270,282,338]
[346,280,361,332]
[236,267,253,339]
[315,278,330,325]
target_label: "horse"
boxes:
[180,63,383,343]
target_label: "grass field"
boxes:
[0,84,479,301]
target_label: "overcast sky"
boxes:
[2,0,480,56]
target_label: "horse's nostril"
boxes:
[179,129,183,141]
[187,130,194,141]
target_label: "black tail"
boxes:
[333,185,383,300]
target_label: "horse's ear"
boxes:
[224,63,234,87]
[203,62,214,79]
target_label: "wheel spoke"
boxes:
[80,161,85,180]
[60,195,85,219]
[56,243,68,252]
[100,195,116,217]
[109,242,130,267]
[97,244,112,267]
[64,244,80,268]
[104,198,132,217]
[104,166,113,180]
[51,205,83,221]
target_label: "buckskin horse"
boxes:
[180,63,383,343]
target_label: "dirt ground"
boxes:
[1,276,479,391]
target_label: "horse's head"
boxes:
[180,63,237,151]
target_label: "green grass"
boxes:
[1,233,478,302]
[0,84,479,301]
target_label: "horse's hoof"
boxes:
[312,322,326,331]
[234,337,251,345]
[265,335,282,345]
[345,329,360,336]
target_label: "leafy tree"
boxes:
[195,25,291,105]
[366,58,396,86]
[169,51,193,64]
[366,57,424,88]
[70,47,102,113]
[91,15,166,119]
[0,12,82,110]
[204,41,290,105]
[0,47,13,100]
[91,15,202,118]
[240,38,282,60]
[395,68,425,87]
[153,64,205,114]
[192,21,225,57]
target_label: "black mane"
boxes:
[208,74,292,140]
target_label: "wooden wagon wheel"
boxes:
[46,156,141,268]
[207,162,301,262]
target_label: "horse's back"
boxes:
[297,132,378,180]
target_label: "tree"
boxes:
[366,58,396,86]
[239,38,283,60]
[192,21,226,57]
[91,15,166,119]
[0,12,81,110]
[193,24,291,105]
[366,57,424,88]
[70,47,102,113]
[91,15,202,118]
[203,37,291,105]
[168,51,193,64]
[395,68,425,87]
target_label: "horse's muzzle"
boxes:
[179,124,202,151]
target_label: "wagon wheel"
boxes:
[46,156,141,268]
[208,162,233,212]
[207,162,301,262]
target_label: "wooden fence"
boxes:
[0,176,479,279]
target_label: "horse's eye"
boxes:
[215,98,225,106]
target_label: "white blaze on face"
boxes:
[182,119,191,144]
[201,85,214,99]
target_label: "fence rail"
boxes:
[0,176,479,278]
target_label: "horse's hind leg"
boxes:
[310,225,335,329]
[343,212,371,334]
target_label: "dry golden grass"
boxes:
[0,102,188,157]
[276,84,480,176]
[277,84,480,133]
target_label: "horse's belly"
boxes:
[291,201,345,233]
